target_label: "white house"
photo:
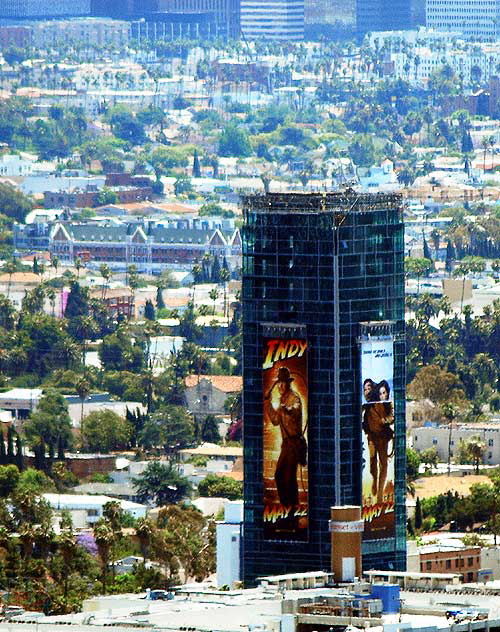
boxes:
[0,154,33,177]
[0,388,43,420]
[43,493,147,529]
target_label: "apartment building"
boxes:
[412,422,500,465]
[49,220,241,273]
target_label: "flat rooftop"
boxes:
[7,581,499,632]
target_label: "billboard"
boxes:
[360,337,395,540]
[263,337,309,541]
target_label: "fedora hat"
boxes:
[277,367,294,383]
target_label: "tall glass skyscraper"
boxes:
[356,0,411,37]
[241,192,406,584]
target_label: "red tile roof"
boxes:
[184,374,242,393]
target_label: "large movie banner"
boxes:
[263,337,309,541]
[361,338,396,540]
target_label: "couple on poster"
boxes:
[361,338,396,538]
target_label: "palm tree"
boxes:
[482,136,490,172]
[58,521,76,598]
[74,256,83,279]
[45,286,56,317]
[209,287,219,315]
[93,519,114,594]
[220,267,230,319]
[3,260,17,299]
[135,517,155,563]
[467,436,486,473]
[442,402,457,475]
[76,378,90,427]
[99,264,112,300]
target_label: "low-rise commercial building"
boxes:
[418,544,482,583]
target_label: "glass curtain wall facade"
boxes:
[242,192,406,584]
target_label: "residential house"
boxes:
[43,493,147,529]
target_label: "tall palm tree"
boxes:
[99,264,112,301]
[3,260,17,299]
[76,378,90,427]
[209,287,219,315]
[93,519,114,594]
[220,267,230,319]
[135,517,155,563]
[74,256,83,279]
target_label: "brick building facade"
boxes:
[419,546,481,583]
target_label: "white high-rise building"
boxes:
[241,0,304,40]
[426,0,500,40]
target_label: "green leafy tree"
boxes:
[154,504,215,582]
[405,257,433,293]
[174,175,193,195]
[198,473,242,500]
[96,187,118,206]
[133,461,192,506]
[139,405,195,455]
[455,436,486,473]
[407,365,465,406]
[80,410,132,453]
[99,327,144,372]
[108,105,146,145]
[348,133,376,167]
[218,125,252,157]
[0,182,33,223]
[406,448,421,482]
[420,447,439,471]
[23,389,72,450]
[0,464,20,496]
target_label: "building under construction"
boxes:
[241,191,406,584]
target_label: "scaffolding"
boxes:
[242,190,403,215]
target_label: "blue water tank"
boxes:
[370,584,400,614]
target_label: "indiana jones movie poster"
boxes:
[360,337,396,540]
[262,337,309,541]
